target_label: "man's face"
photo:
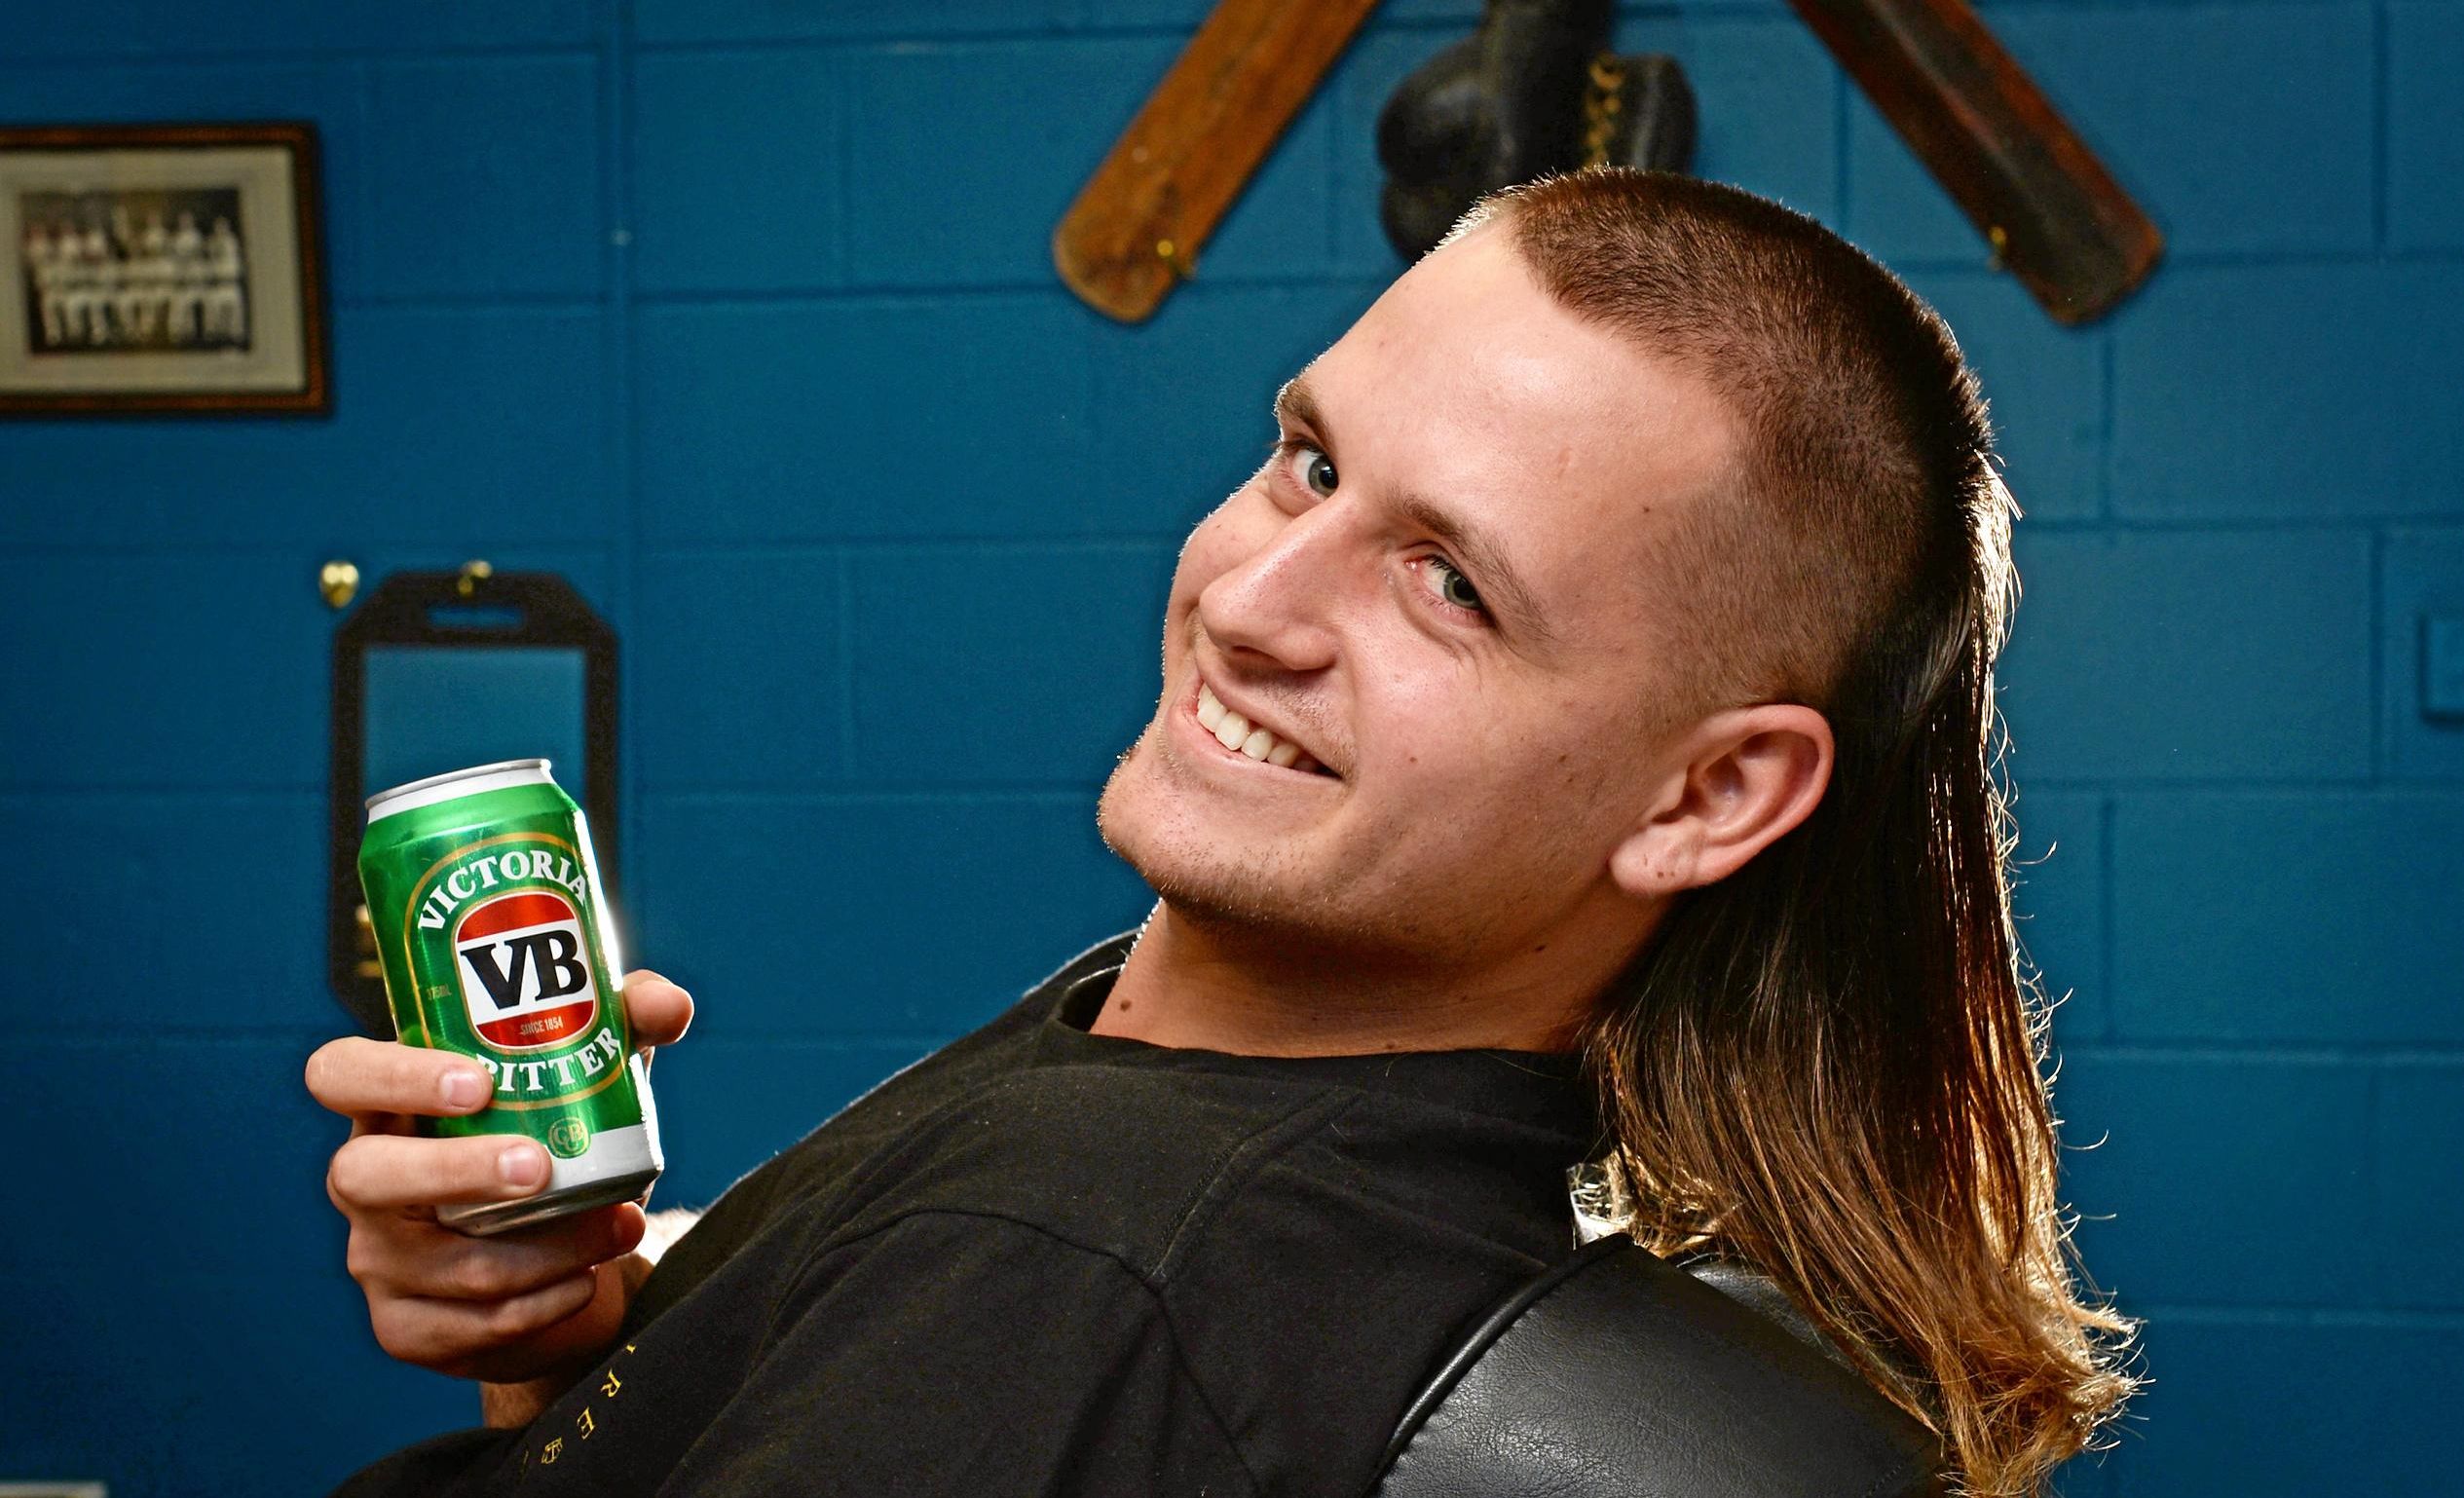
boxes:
[1097,225,1744,973]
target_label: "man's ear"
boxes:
[1608,704,1834,899]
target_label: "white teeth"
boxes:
[1196,677,1324,773]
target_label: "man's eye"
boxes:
[1283,442,1338,498]
[1425,555,1484,614]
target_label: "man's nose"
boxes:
[1196,504,1349,674]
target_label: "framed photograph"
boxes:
[0,121,329,415]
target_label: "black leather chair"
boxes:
[1372,1234,1946,1497]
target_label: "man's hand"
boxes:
[306,971,693,1390]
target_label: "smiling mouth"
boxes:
[1194,681,1336,778]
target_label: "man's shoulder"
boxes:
[626,933,1141,1326]
[815,1059,1364,1277]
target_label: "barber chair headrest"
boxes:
[1371,1233,1946,1497]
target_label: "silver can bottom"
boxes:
[439,1167,662,1237]
[436,1120,663,1237]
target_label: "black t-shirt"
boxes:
[337,933,1605,1496]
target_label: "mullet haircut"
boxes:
[1471,169,2139,1497]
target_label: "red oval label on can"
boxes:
[453,890,602,1051]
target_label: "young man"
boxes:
[310,169,2136,1496]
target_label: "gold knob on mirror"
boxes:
[318,559,360,610]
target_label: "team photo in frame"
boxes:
[0,121,329,415]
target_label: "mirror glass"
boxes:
[361,645,588,798]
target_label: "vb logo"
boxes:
[454,889,601,1051]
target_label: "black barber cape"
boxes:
[336,934,1602,1497]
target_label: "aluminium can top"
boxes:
[365,758,558,823]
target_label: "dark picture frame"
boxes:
[0,120,330,416]
[327,569,621,1035]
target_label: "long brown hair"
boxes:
[1481,170,2141,1496]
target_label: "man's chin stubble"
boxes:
[1099,747,1347,944]
[1097,774,1473,971]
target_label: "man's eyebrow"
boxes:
[1393,489,1558,650]
[1273,375,1324,436]
[1274,374,1556,649]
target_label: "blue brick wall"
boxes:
[1,2,2455,1493]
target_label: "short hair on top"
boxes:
[1459,169,2139,1498]
[1455,169,2007,721]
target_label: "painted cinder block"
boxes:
[0,1037,346,1283]
[0,794,325,1033]
[632,49,845,293]
[2109,791,2464,1045]
[1074,2,1510,39]
[2101,1320,2463,1496]
[368,56,605,299]
[2007,789,2108,1046]
[633,551,844,790]
[1366,0,1490,21]
[636,293,1105,543]
[1996,530,2373,783]
[0,1269,471,1498]
[846,542,1175,786]
[1846,3,2374,265]
[1902,266,2106,522]
[636,0,1071,46]
[1200,85,1342,282]
[335,0,599,50]
[302,309,615,543]
[2381,528,2464,780]
[650,1036,945,1204]
[2110,262,2464,521]
[2425,618,2464,721]
[0,305,615,548]
[2375,1064,2464,1309]
[629,792,1150,1040]
[1083,0,1512,24]
[844,8,1335,283]
[0,0,263,54]
[1088,278,1378,532]
[1606,12,1843,229]
[0,545,610,789]
[1082,0,1244,22]
[2389,1,2464,251]
[0,0,596,56]
[2049,1451,2115,1498]
[2050,1053,2371,1308]
[844,37,1180,287]
[0,554,332,788]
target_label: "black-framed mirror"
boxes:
[328,567,618,1033]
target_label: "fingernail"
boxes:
[440,1068,487,1109]
[499,1143,547,1190]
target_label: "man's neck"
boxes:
[1089,903,1653,1057]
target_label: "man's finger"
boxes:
[374,1272,601,1371]
[619,970,693,1049]
[372,1205,648,1303]
[329,1132,550,1211]
[307,1036,494,1121]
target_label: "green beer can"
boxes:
[357,758,662,1235]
